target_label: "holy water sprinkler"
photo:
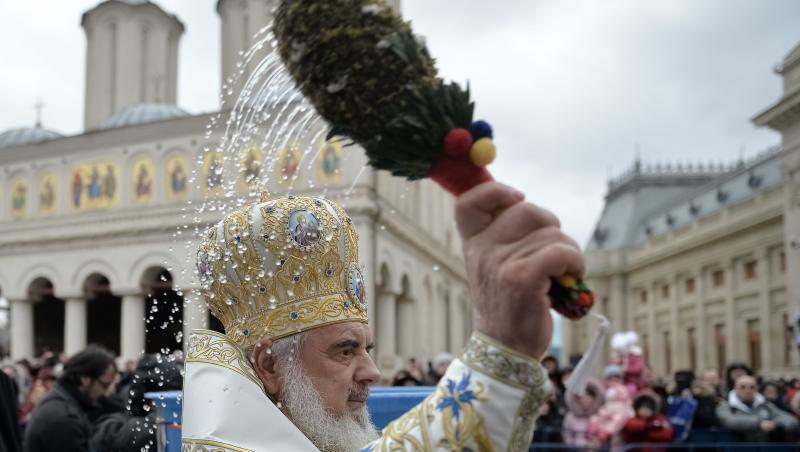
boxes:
[273,0,593,320]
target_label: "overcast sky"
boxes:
[1,0,798,246]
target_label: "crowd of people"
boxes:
[391,351,800,450]
[0,346,183,452]
[3,344,800,452]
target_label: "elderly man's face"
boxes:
[295,322,381,417]
[735,375,758,403]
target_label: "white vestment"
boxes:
[182,329,550,452]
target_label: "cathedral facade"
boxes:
[0,0,468,379]
[564,42,800,379]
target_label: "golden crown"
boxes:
[196,195,368,348]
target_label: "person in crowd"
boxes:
[0,369,22,452]
[541,355,559,375]
[91,354,183,452]
[391,369,422,386]
[716,374,798,442]
[19,368,57,426]
[533,391,565,444]
[699,368,723,398]
[23,345,118,452]
[723,362,753,395]
[589,381,635,447]
[563,377,605,448]
[622,394,673,452]
[690,370,723,429]
[762,380,791,413]
[666,371,698,441]
[423,352,454,385]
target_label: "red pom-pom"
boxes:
[429,157,494,195]
[443,128,473,157]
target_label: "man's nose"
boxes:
[355,353,382,386]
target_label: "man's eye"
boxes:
[342,349,354,357]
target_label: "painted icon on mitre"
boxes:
[287,209,321,248]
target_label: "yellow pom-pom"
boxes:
[557,275,577,288]
[470,138,496,166]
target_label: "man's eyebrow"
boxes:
[329,339,361,351]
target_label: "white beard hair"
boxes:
[280,355,379,452]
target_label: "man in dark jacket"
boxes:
[716,375,798,442]
[0,370,22,452]
[23,345,117,452]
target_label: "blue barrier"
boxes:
[366,386,434,430]
[145,391,182,452]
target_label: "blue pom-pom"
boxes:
[469,120,494,140]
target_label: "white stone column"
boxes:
[696,268,707,372]
[448,290,462,353]
[646,282,658,375]
[64,297,87,357]
[669,275,680,372]
[120,294,146,361]
[724,260,736,363]
[10,299,34,359]
[757,249,772,372]
[377,290,397,370]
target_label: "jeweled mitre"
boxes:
[196,195,368,348]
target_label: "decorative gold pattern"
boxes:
[198,196,367,348]
[185,330,262,390]
[462,332,551,452]
[181,438,253,452]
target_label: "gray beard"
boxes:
[280,358,379,452]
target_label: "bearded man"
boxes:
[182,182,584,451]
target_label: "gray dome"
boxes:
[0,125,62,148]
[97,103,189,130]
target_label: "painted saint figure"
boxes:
[171,162,187,194]
[136,164,152,199]
[87,166,101,200]
[72,171,82,208]
[103,164,116,200]
[40,178,55,211]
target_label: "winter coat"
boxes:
[589,384,635,441]
[91,412,159,452]
[23,379,94,452]
[715,391,799,442]
[0,371,21,452]
[622,414,673,452]
[691,380,722,429]
[563,378,605,447]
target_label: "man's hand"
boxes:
[760,420,776,432]
[456,182,585,359]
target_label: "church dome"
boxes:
[0,125,63,148]
[97,103,189,130]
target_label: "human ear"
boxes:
[250,337,281,397]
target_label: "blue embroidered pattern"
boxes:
[436,372,478,420]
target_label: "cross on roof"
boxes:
[34,99,44,127]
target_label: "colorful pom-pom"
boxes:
[470,138,496,166]
[558,275,577,288]
[443,128,473,157]
[469,120,494,141]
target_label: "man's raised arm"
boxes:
[363,182,585,452]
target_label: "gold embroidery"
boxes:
[197,196,367,348]
[185,330,262,390]
[181,438,254,452]
[461,332,551,452]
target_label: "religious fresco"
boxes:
[38,173,57,214]
[238,144,263,192]
[10,176,28,219]
[202,151,225,196]
[70,162,120,210]
[316,139,342,183]
[166,156,188,201]
[276,141,301,186]
[131,158,154,204]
